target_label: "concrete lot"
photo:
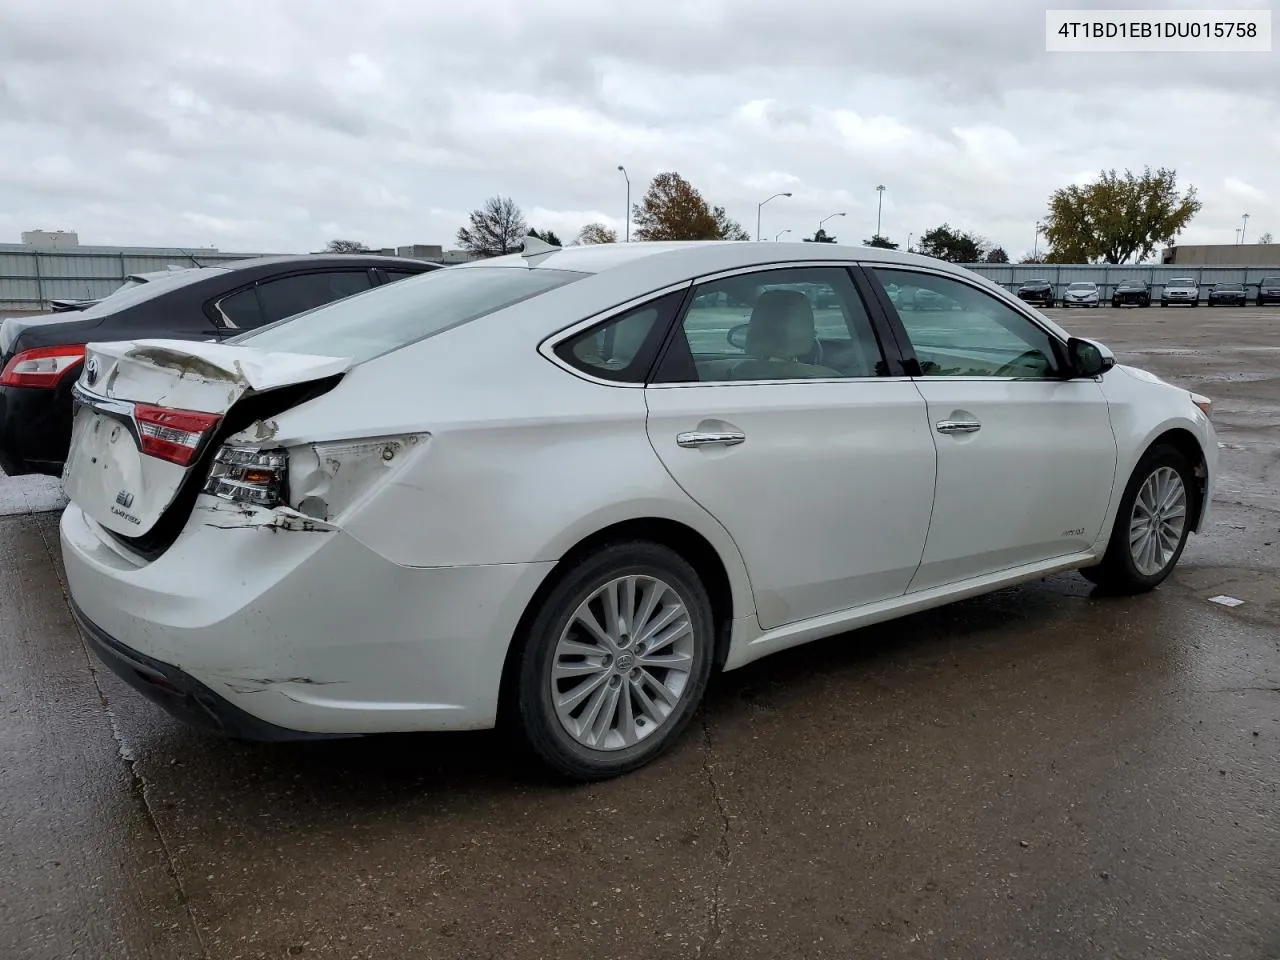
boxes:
[2,306,1278,959]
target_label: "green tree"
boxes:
[917,223,988,263]
[863,234,899,249]
[632,172,748,241]
[1042,167,1200,264]
[527,228,563,246]
[325,239,370,253]
[575,223,618,244]
[802,228,837,243]
[985,246,1010,263]
[457,195,528,257]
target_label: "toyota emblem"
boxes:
[84,357,99,386]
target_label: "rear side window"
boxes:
[216,287,265,329]
[235,266,584,362]
[554,290,686,383]
[256,270,374,324]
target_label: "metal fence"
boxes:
[0,245,280,312]
[962,262,1280,299]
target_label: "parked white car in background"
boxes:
[60,240,1217,779]
[1062,281,1100,307]
[1162,277,1200,307]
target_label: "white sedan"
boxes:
[1061,281,1100,307]
[60,240,1216,779]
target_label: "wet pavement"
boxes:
[2,307,1278,959]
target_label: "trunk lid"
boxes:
[64,339,351,537]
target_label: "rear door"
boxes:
[640,264,937,630]
[865,266,1118,592]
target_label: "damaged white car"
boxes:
[61,239,1217,780]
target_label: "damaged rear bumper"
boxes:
[71,600,340,741]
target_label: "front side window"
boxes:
[873,268,1062,379]
[236,266,584,363]
[656,266,884,383]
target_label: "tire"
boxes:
[513,541,715,780]
[1142,300,1150,308]
[1160,300,1168,308]
[1079,444,1197,594]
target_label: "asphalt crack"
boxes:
[700,708,731,955]
[32,515,211,960]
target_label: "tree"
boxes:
[1042,166,1201,264]
[1258,232,1273,244]
[863,234,899,249]
[325,239,370,253]
[575,223,618,245]
[985,246,1010,263]
[916,223,989,263]
[1019,252,1047,264]
[457,195,528,257]
[631,172,748,241]
[527,228,563,247]
[803,228,837,243]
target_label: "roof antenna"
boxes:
[521,234,560,262]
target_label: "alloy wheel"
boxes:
[1128,465,1187,576]
[550,575,696,751]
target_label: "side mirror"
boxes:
[727,323,749,351]
[1067,337,1115,378]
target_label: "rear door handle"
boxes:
[677,430,746,448]
[935,419,981,435]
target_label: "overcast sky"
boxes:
[1,0,1276,259]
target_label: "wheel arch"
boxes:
[497,516,746,726]
[1143,427,1210,532]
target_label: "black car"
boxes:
[1016,279,1055,307]
[1111,280,1151,308]
[1257,276,1280,306]
[1207,282,1247,307]
[0,254,439,476]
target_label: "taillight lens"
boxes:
[203,445,287,506]
[0,345,86,387]
[133,404,221,466]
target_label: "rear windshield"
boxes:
[233,265,584,362]
[75,267,228,318]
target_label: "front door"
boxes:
[644,264,938,630]
[866,266,1119,592]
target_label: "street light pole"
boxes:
[756,192,792,242]
[1236,228,1242,245]
[1241,213,1250,245]
[875,184,886,238]
[1033,222,1042,259]
[907,232,913,253]
[775,229,791,242]
[818,211,846,240]
[617,165,631,242]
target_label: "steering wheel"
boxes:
[992,350,1047,378]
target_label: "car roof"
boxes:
[452,240,998,285]
[218,253,437,271]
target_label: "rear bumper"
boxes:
[60,500,555,736]
[71,601,338,741]
[0,383,74,476]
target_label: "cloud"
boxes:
[0,0,1276,256]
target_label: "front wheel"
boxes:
[513,541,715,780]
[1080,444,1197,593]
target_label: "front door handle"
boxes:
[935,419,981,435]
[677,430,746,448]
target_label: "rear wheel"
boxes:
[513,542,715,780]
[1080,444,1196,593]
[1160,300,1168,307]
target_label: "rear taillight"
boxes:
[133,404,221,466]
[203,446,287,507]
[0,345,86,388]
